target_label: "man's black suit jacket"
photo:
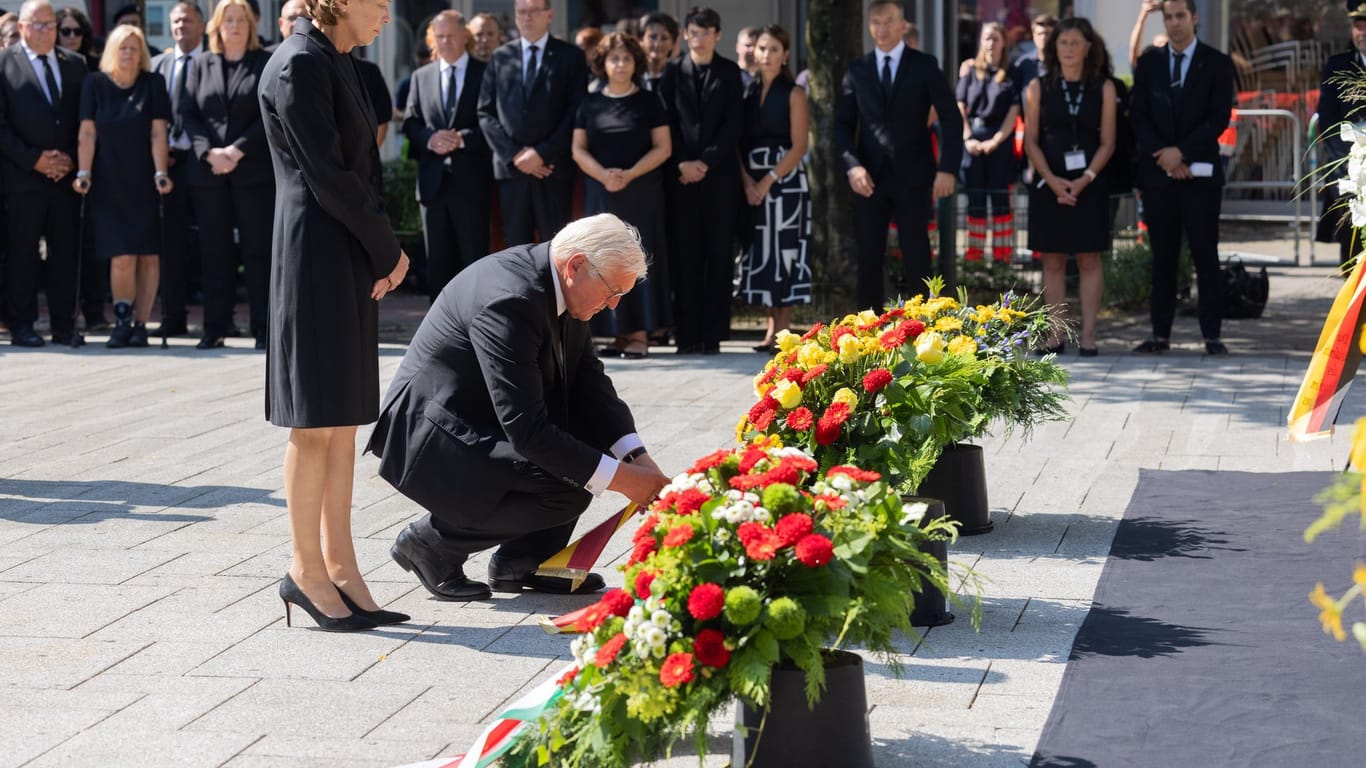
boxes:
[403,57,491,204]
[367,243,635,518]
[656,53,743,181]
[0,45,85,191]
[151,42,206,132]
[477,37,586,182]
[179,49,273,187]
[834,47,963,186]
[1316,50,1366,172]
[1130,41,1234,190]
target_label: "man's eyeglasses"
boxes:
[59,26,82,36]
[589,264,629,299]
[22,21,57,31]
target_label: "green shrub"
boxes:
[1103,241,1193,311]
[382,158,421,234]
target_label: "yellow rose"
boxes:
[798,342,830,368]
[916,331,945,364]
[948,335,978,357]
[776,329,800,353]
[832,387,859,408]
[856,309,879,326]
[772,379,803,410]
[837,335,863,364]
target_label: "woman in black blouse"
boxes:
[956,22,1020,262]
[56,8,100,71]
[182,0,275,350]
[738,25,809,353]
[571,33,671,359]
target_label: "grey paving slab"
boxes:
[183,679,429,739]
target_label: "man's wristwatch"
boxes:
[621,446,648,464]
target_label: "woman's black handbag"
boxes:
[1222,259,1269,319]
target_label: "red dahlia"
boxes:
[800,322,824,341]
[634,570,657,599]
[659,652,695,687]
[602,588,635,617]
[673,488,710,516]
[827,465,882,483]
[687,583,725,620]
[795,533,835,567]
[687,449,732,474]
[628,537,657,566]
[863,368,893,393]
[594,633,628,668]
[800,363,828,385]
[633,513,660,543]
[775,513,815,546]
[557,666,580,687]
[663,523,695,547]
[747,397,779,424]
[736,523,782,561]
[785,407,815,431]
[693,628,731,668]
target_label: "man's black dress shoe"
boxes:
[156,317,189,337]
[1133,338,1170,354]
[51,329,84,347]
[675,343,701,355]
[11,326,44,347]
[1205,339,1229,356]
[488,557,606,594]
[701,343,721,355]
[196,335,225,350]
[390,525,492,601]
[255,335,268,351]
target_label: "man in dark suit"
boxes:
[150,0,205,337]
[1315,2,1366,266]
[834,0,962,312]
[0,0,86,346]
[657,6,743,355]
[477,0,586,247]
[369,213,670,600]
[403,10,491,298]
[1130,0,1234,356]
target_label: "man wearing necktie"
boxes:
[403,10,492,299]
[1315,3,1366,266]
[0,0,86,347]
[150,1,205,338]
[1130,0,1234,356]
[477,0,586,247]
[369,213,670,601]
[834,0,962,313]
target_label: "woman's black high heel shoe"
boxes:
[279,574,377,632]
[335,585,410,626]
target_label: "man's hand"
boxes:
[207,147,239,175]
[34,150,70,181]
[847,165,874,197]
[514,147,553,178]
[1153,146,1184,173]
[933,171,956,200]
[610,460,670,506]
[428,129,462,155]
[677,159,707,184]
[1168,162,1193,180]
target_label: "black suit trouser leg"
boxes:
[231,181,274,338]
[157,156,194,321]
[415,462,592,571]
[7,185,79,332]
[499,174,573,247]
[1144,181,1223,340]
[425,177,494,300]
[192,184,237,335]
[854,181,931,311]
[671,176,737,347]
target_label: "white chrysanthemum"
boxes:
[1351,195,1366,228]
[828,474,855,492]
[642,625,668,648]
[901,501,928,525]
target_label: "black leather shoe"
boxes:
[335,585,410,625]
[127,323,149,348]
[11,326,44,347]
[1133,338,1170,354]
[701,343,721,355]
[196,334,225,349]
[106,322,133,349]
[488,557,606,595]
[390,525,491,601]
[675,343,701,355]
[254,335,267,351]
[51,329,84,347]
[1205,339,1229,356]
[156,317,189,337]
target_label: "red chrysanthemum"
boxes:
[557,666,580,687]
[602,588,635,617]
[738,444,770,474]
[786,454,819,473]
[751,408,777,431]
[693,628,731,668]
[901,319,926,340]
[795,533,835,567]
[627,536,657,566]
[659,652,695,687]
[815,492,847,510]
[688,449,732,474]
[785,407,815,431]
[673,488,710,516]
[879,327,906,350]
[633,513,660,542]
[736,523,782,561]
[634,570,657,600]
[729,473,763,491]
[747,397,779,424]
[827,465,883,483]
[800,322,824,341]
[594,632,628,668]
[687,582,725,620]
[880,308,906,322]
[780,368,806,385]
[663,523,695,548]
[800,364,829,385]
[863,368,893,393]
[775,513,815,547]
[574,601,614,633]
[822,401,852,426]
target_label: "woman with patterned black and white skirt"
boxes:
[738,24,811,354]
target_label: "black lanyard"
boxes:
[1061,80,1084,149]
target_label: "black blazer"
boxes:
[656,53,743,180]
[1130,41,1234,189]
[151,42,206,133]
[403,56,491,204]
[834,48,963,186]
[477,37,587,181]
[180,50,272,187]
[0,45,86,191]
[367,243,636,516]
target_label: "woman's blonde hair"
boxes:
[99,24,151,75]
[207,0,262,54]
[973,22,1007,83]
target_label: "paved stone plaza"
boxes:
[0,265,1354,767]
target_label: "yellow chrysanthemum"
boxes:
[948,335,978,357]
[997,308,1027,325]
[1354,562,1366,590]
[935,316,963,333]
[859,335,883,355]
[772,379,802,410]
[1310,582,1347,641]
[971,305,996,324]
[735,414,748,445]
[798,342,833,368]
[832,387,859,408]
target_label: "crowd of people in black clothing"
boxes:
[0,0,1238,357]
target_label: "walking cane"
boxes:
[68,189,86,348]
[158,190,169,349]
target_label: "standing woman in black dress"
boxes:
[72,24,173,348]
[1023,17,1115,356]
[182,0,274,350]
[571,32,671,359]
[956,22,1019,262]
[738,25,810,353]
[259,0,409,631]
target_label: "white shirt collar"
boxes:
[1169,37,1198,57]
[20,41,54,65]
[440,52,468,73]
[521,33,549,52]
[874,40,905,66]
[548,252,566,316]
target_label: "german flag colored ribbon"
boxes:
[1289,257,1366,442]
[534,502,640,589]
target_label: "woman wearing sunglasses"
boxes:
[55,7,99,71]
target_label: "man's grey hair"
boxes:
[551,213,649,278]
[18,0,54,21]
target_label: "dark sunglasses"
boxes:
[59,26,82,36]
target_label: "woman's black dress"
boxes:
[575,88,671,336]
[738,76,811,307]
[79,71,171,261]
[1027,77,1110,254]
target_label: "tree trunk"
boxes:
[805,0,863,314]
